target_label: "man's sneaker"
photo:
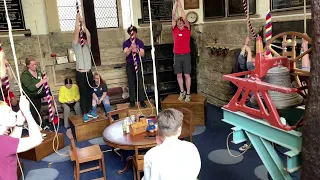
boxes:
[178,91,186,100]
[239,144,250,152]
[88,111,98,118]
[83,114,90,122]
[140,101,147,108]
[185,94,191,102]
[129,102,136,108]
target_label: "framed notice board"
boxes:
[228,0,256,16]
[0,0,26,31]
[140,0,172,23]
[271,0,311,11]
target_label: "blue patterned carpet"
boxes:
[20,104,297,180]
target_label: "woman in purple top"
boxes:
[0,96,42,180]
[122,26,147,108]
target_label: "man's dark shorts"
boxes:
[173,53,191,74]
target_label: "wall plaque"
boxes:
[0,0,26,31]
[141,0,172,23]
[184,0,199,10]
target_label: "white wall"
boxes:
[18,0,311,34]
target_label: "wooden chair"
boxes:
[177,107,194,143]
[132,144,156,180]
[68,130,107,180]
[106,108,130,160]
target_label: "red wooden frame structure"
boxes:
[222,37,306,131]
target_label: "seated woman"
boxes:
[58,78,81,128]
[0,95,42,180]
[89,73,111,119]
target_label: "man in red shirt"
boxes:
[1,86,18,107]
[172,0,192,102]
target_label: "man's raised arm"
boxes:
[172,1,178,29]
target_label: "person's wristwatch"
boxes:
[16,124,24,127]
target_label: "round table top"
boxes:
[103,119,157,150]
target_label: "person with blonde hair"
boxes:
[0,96,42,180]
[88,73,111,119]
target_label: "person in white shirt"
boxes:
[143,108,201,180]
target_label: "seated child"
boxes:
[89,73,111,119]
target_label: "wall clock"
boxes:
[186,11,198,24]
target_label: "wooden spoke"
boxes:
[263,31,312,98]
[268,46,281,57]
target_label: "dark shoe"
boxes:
[129,102,136,108]
[140,101,147,108]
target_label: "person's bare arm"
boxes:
[35,78,47,89]
[100,92,107,102]
[124,43,135,57]
[73,13,81,44]
[245,46,253,62]
[301,35,310,70]
[139,48,145,57]
[10,111,24,138]
[123,47,132,57]
[83,23,91,45]
[16,96,43,153]
[241,37,250,55]
[93,93,99,101]
[172,1,178,29]
[178,0,190,30]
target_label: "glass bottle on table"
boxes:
[122,119,128,133]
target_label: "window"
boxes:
[204,0,256,19]
[57,0,83,32]
[270,0,311,12]
[57,0,118,32]
[94,0,118,28]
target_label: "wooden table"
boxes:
[69,112,109,142]
[161,94,207,125]
[103,119,157,175]
[18,131,64,161]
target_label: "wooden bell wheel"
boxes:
[263,31,312,96]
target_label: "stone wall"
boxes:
[2,14,309,107]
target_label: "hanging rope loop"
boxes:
[76,1,84,47]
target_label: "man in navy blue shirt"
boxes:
[122,26,147,108]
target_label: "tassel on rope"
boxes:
[243,0,256,38]
[130,25,138,74]
[265,11,272,56]
[76,1,84,47]
[42,72,54,122]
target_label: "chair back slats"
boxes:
[177,107,194,142]
[70,138,79,161]
[134,144,156,162]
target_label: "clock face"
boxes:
[187,11,198,24]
